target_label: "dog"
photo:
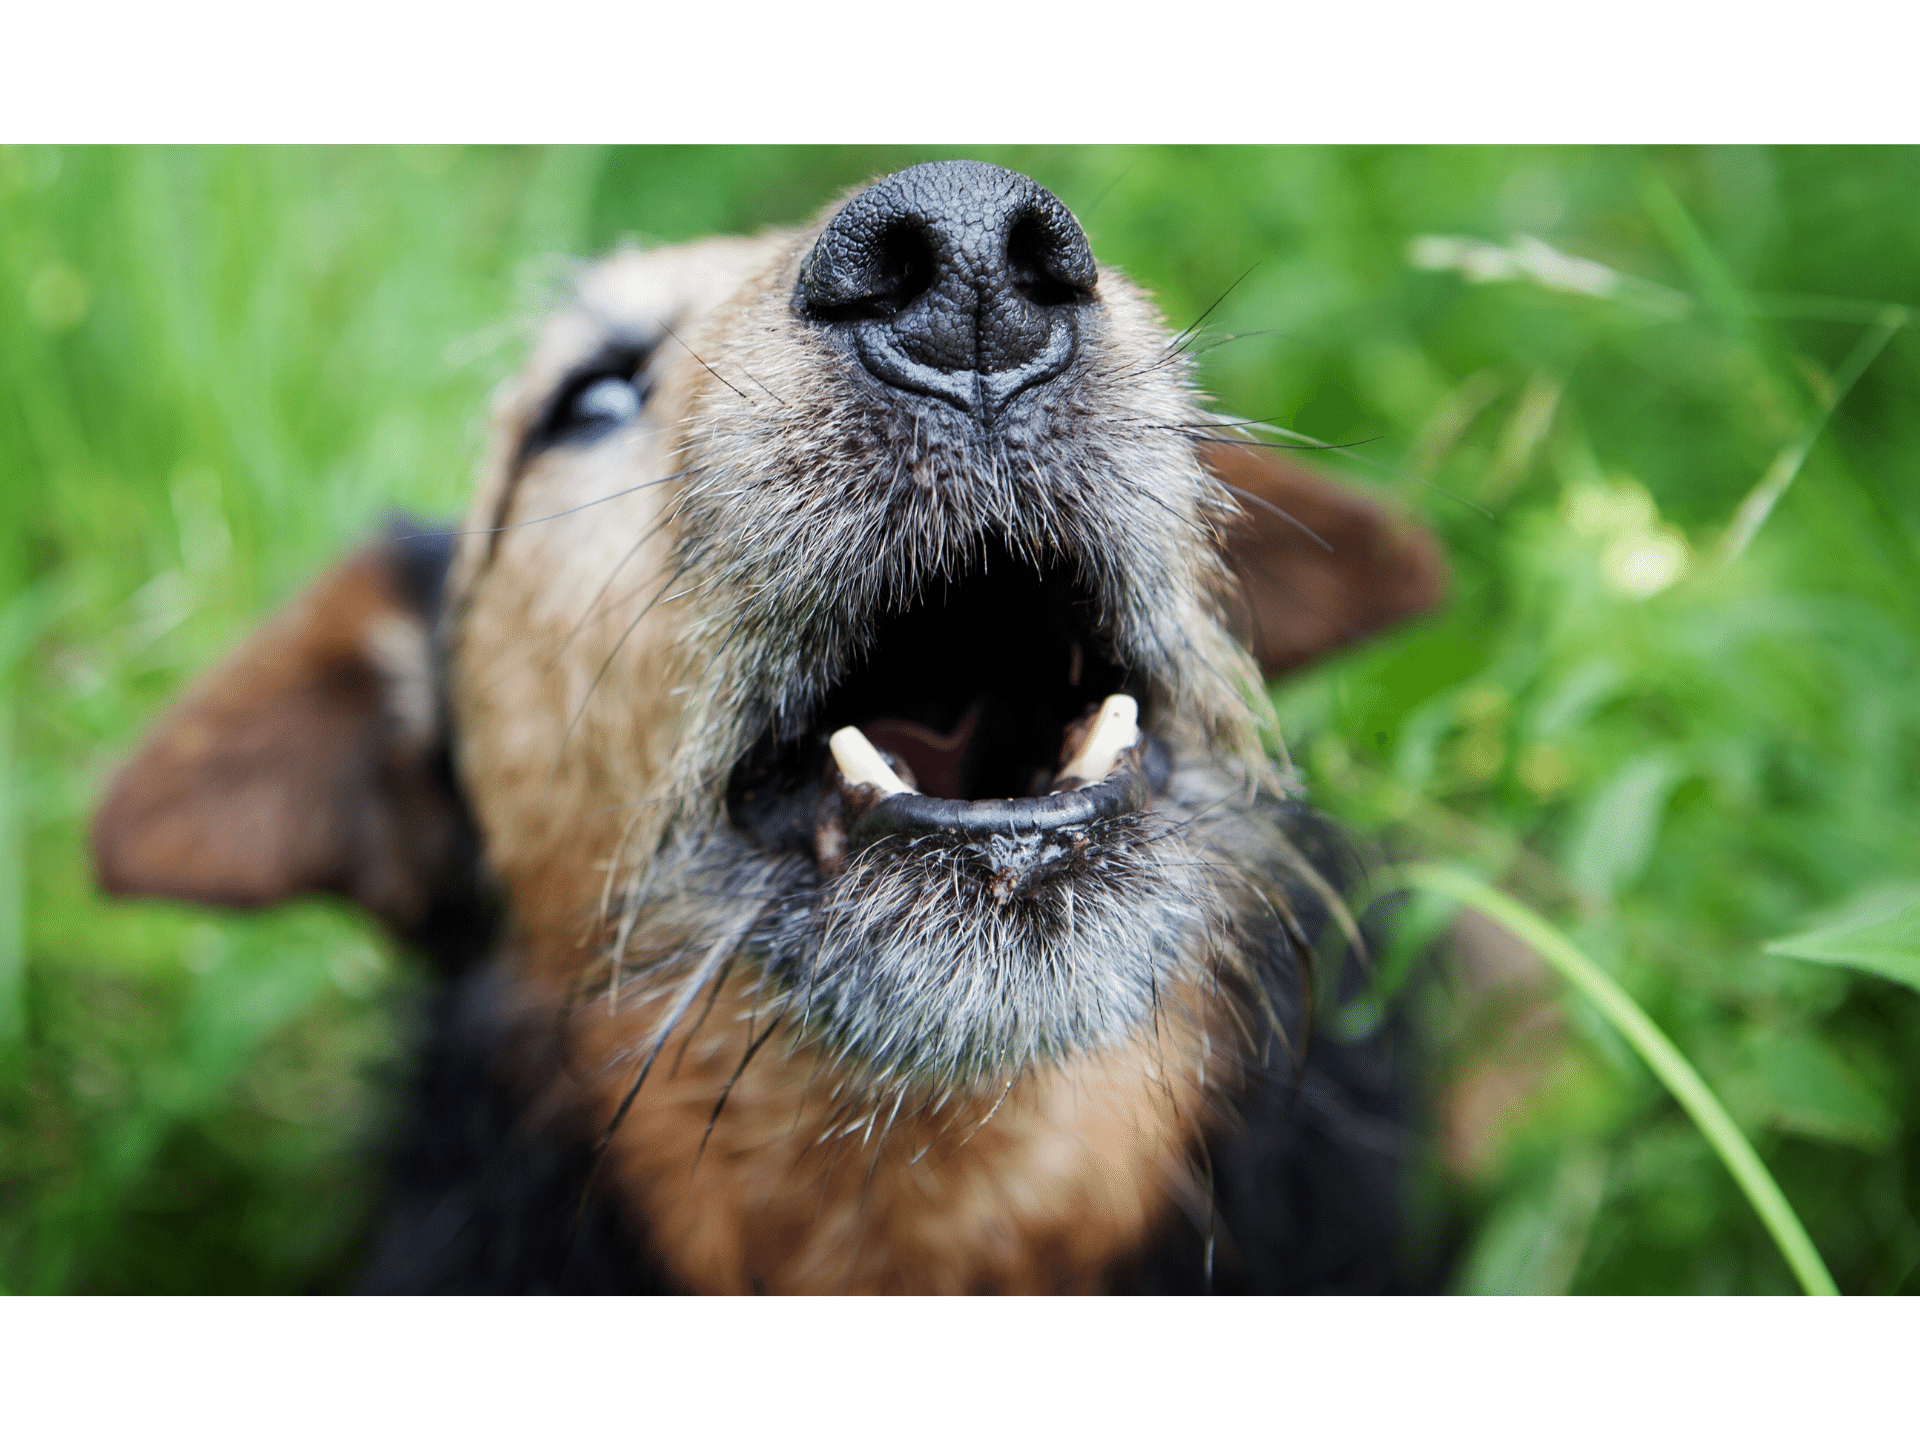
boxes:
[92,161,1443,1293]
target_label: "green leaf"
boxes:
[1457,1148,1608,1295]
[1563,753,1683,899]
[1748,1032,1896,1151]
[1765,883,1920,994]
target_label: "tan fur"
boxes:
[555,970,1224,1294]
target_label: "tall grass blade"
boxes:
[1718,307,1907,565]
[1385,863,1840,1296]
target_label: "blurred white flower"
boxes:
[1602,530,1690,598]
[1564,478,1692,599]
[1409,233,1618,297]
[1409,234,1690,316]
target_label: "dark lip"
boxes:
[842,735,1168,849]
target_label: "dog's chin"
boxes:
[772,809,1217,1095]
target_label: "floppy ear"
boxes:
[1201,441,1446,678]
[92,522,489,963]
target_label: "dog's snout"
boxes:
[799,161,1096,419]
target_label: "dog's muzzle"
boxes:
[796,160,1097,422]
[733,166,1158,887]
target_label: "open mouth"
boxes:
[726,543,1168,877]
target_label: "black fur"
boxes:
[356,968,665,1295]
[358,928,1419,1294]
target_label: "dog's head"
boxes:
[94,162,1441,1288]
[442,160,1438,1091]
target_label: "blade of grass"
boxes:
[1718,306,1907,565]
[1382,862,1839,1296]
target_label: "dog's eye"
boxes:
[569,375,643,429]
[530,347,653,451]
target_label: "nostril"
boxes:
[1006,211,1093,308]
[863,221,938,315]
[803,219,937,323]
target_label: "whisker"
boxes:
[422,469,690,541]
[695,1010,782,1171]
[1255,423,1497,521]
[1176,328,1284,363]
[1165,263,1260,354]
[596,887,774,1147]
[1173,427,1380,454]
[1172,414,1299,431]
[1208,477,1335,553]
[669,952,739,1081]
[953,1074,1017,1150]
[562,918,743,1283]
[658,317,786,406]
[1076,156,1139,219]
[545,542,708,789]
[560,506,690,650]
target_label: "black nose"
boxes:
[798,161,1097,420]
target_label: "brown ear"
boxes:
[92,523,486,957]
[1201,441,1446,678]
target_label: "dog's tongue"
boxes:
[861,700,983,800]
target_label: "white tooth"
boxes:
[829,727,918,795]
[1057,694,1140,789]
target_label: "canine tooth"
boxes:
[1056,694,1139,789]
[829,727,918,795]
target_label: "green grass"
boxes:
[4,145,1918,1293]
[1390,864,1838,1295]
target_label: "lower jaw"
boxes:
[779,818,1226,1092]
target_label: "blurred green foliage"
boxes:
[3,146,1917,1293]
